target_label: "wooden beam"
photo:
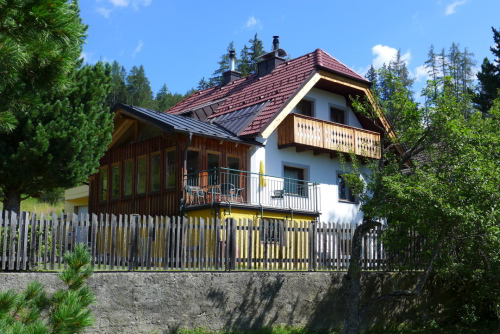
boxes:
[313,149,326,156]
[330,152,338,160]
[108,119,136,149]
[260,72,321,138]
[296,146,309,153]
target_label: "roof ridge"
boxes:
[317,49,367,81]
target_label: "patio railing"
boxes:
[183,168,320,213]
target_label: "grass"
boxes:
[0,197,64,214]
[169,322,498,334]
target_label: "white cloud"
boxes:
[96,7,112,18]
[371,44,411,69]
[108,0,152,9]
[445,0,467,15]
[109,0,129,6]
[244,16,262,29]
[132,40,144,58]
[414,65,428,82]
[79,52,94,63]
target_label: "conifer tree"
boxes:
[249,34,265,73]
[0,244,95,334]
[108,61,128,107]
[0,0,87,133]
[237,44,253,77]
[0,62,113,213]
[126,65,154,108]
[197,77,209,91]
[211,42,236,86]
[474,27,500,112]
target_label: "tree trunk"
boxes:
[2,189,21,214]
[342,220,382,334]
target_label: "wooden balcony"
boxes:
[278,113,381,159]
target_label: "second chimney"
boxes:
[257,36,287,77]
[223,50,241,85]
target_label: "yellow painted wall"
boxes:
[185,207,314,270]
[64,185,89,214]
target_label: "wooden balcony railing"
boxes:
[278,113,381,159]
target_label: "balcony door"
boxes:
[187,150,199,186]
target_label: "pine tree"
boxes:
[365,65,377,83]
[0,62,113,213]
[108,61,128,107]
[0,244,95,334]
[249,34,265,73]
[210,42,236,86]
[424,45,439,100]
[126,65,154,108]
[474,27,500,112]
[155,84,170,111]
[237,44,253,77]
[0,0,87,133]
[197,77,209,91]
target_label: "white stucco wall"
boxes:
[250,88,371,223]
[292,88,363,129]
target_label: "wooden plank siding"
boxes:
[89,134,250,217]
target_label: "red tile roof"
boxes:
[166,49,369,136]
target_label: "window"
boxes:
[111,164,120,200]
[165,149,176,189]
[136,156,147,195]
[284,166,306,196]
[330,107,345,124]
[337,173,356,203]
[295,99,313,117]
[260,220,281,243]
[123,160,133,197]
[99,167,108,202]
[208,153,220,185]
[151,153,161,192]
[186,150,200,186]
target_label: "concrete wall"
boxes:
[0,272,434,334]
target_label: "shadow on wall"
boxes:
[207,274,288,330]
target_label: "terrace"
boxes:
[183,168,320,213]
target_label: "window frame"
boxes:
[99,166,109,203]
[110,162,121,201]
[329,104,348,125]
[136,154,148,196]
[295,98,315,117]
[337,171,357,203]
[150,151,161,193]
[123,159,134,198]
[165,148,176,191]
[283,165,308,198]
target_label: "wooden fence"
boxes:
[0,211,423,272]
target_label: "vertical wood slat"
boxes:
[247,219,252,270]
[264,219,268,270]
[163,217,170,270]
[111,214,117,270]
[146,216,153,270]
[215,218,221,270]
[225,219,230,270]
[92,214,98,267]
[279,220,284,270]
[60,213,66,269]
[175,216,181,269]
[118,215,123,268]
[43,216,48,270]
[30,213,37,269]
[154,216,160,270]
[72,213,77,254]
[128,215,136,271]
[186,217,191,270]
[1,212,6,270]
[230,218,236,270]
[50,213,56,270]
[307,221,312,271]
[22,213,29,270]
[37,214,43,266]
[181,217,186,270]
[199,217,205,270]
[16,213,23,270]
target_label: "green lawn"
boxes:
[0,197,64,214]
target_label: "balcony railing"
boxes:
[183,168,320,213]
[278,113,381,159]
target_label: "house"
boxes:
[86,37,391,227]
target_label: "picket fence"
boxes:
[0,211,422,272]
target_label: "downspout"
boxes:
[180,132,193,218]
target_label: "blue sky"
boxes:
[80,0,500,99]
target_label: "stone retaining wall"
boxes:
[0,272,434,334]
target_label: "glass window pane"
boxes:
[227,157,240,188]
[137,157,147,194]
[99,167,108,201]
[187,150,199,186]
[111,165,120,199]
[151,154,161,192]
[124,161,133,196]
[208,153,219,185]
[166,150,176,188]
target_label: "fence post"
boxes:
[247,219,252,270]
[231,218,236,270]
